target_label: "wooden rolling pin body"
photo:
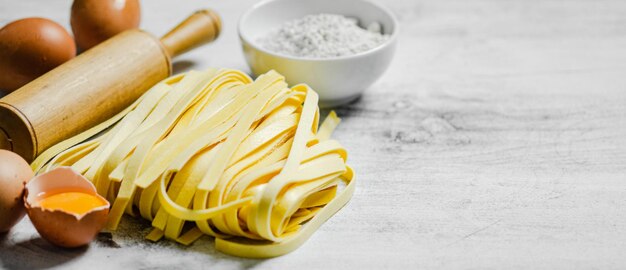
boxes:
[0,10,220,162]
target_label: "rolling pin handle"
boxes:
[160,9,222,58]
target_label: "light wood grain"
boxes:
[1,0,626,269]
[0,10,220,162]
[0,30,170,162]
[161,9,221,58]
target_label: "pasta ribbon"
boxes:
[31,69,355,258]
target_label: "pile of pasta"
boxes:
[31,69,355,258]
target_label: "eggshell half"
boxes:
[24,167,109,248]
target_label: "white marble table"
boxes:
[2,0,626,269]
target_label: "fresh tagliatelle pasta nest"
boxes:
[31,69,355,258]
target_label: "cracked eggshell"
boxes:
[24,167,109,248]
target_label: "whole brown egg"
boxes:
[0,149,34,233]
[0,18,76,92]
[71,0,141,51]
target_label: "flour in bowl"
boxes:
[257,14,389,58]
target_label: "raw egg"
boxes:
[0,150,33,232]
[0,18,76,92]
[24,167,109,248]
[71,0,141,51]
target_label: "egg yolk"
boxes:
[39,192,107,215]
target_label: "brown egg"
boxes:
[0,150,34,232]
[24,167,109,248]
[71,0,141,51]
[0,18,76,92]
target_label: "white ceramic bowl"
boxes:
[238,0,398,107]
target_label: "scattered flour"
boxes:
[258,13,389,58]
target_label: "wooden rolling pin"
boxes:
[0,9,221,162]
